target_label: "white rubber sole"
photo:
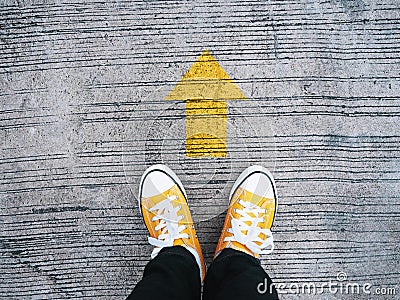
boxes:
[138,164,188,208]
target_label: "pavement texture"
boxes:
[1,0,399,299]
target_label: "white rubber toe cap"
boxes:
[241,172,274,199]
[139,164,187,203]
[230,165,276,200]
[141,170,175,198]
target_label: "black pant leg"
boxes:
[127,246,201,300]
[203,248,279,300]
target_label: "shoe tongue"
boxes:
[143,185,180,209]
[239,188,266,206]
[237,188,276,229]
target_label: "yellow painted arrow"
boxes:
[166,50,247,158]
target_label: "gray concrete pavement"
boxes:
[1,0,399,299]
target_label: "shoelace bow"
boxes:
[147,195,189,258]
[224,199,274,255]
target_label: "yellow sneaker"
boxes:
[215,166,277,258]
[138,164,206,281]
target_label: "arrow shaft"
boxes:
[186,100,227,158]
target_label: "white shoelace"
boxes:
[147,195,189,259]
[224,199,274,255]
